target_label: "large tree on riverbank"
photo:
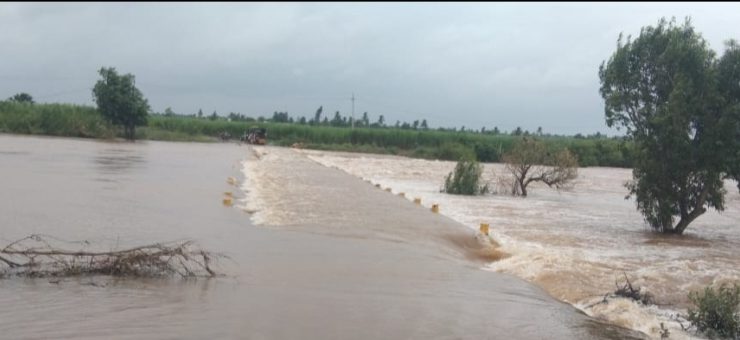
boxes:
[599,18,740,234]
[92,67,150,140]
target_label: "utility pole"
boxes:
[351,93,355,130]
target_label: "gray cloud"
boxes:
[2,2,740,135]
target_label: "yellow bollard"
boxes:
[398,192,405,197]
[431,204,439,213]
[413,198,422,205]
[224,191,233,197]
[223,197,233,206]
[480,223,490,236]
[384,188,392,192]
[227,177,236,185]
[375,184,381,188]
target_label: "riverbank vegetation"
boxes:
[0,100,635,167]
[687,284,740,339]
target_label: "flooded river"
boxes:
[0,135,642,339]
[296,148,740,339]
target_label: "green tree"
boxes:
[361,112,370,127]
[377,114,385,127]
[421,119,428,129]
[331,111,343,126]
[92,67,150,140]
[599,18,740,234]
[197,108,203,118]
[8,92,34,104]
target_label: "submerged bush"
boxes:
[442,157,488,195]
[687,284,740,339]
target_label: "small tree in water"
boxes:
[502,137,578,197]
[442,156,489,195]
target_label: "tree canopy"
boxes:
[92,67,150,140]
[599,18,740,234]
[8,93,34,104]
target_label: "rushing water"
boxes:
[0,135,643,339]
[297,148,740,339]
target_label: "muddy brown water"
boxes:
[298,149,740,338]
[0,134,643,339]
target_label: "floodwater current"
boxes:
[0,134,643,339]
[296,148,740,339]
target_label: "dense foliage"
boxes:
[7,92,34,104]
[92,67,150,140]
[688,284,740,339]
[0,101,114,138]
[0,103,635,166]
[599,18,740,234]
[442,157,489,195]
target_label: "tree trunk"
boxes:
[519,178,528,197]
[125,125,135,140]
[669,186,710,235]
[673,206,706,234]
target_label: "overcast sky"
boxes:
[2,3,740,135]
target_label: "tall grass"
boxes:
[0,101,115,138]
[0,102,634,167]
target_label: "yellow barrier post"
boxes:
[398,192,405,197]
[413,198,422,205]
[480,223,490,236]
[223,197,233,206]
[384,188,392,192]
[431,204,439,213]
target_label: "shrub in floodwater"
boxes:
[687,283,740,339]
[442,157,489,195]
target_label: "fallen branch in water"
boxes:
[614,272,653,305]
[582,273,655,309]
[0,234,222,278]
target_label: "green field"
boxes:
[0,101,634,167]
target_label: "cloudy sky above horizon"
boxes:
[2,2,740,135]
